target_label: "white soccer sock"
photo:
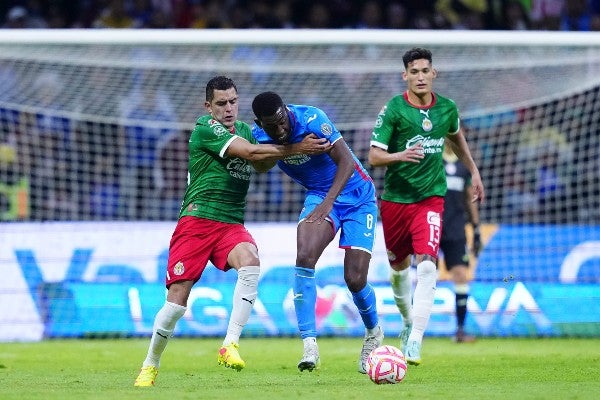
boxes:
[390,268,413,326]
[408,260,437,343]
[143,301,187,368]
[223,266,260,346]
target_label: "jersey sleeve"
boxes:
[448,101,461,135]
[371,102,394,150]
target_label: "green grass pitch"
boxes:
[0,337,598,400]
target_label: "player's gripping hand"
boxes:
[397,143,425,163]
[470,170,485,204]
[305,199,334,225]
[294,133,332,155]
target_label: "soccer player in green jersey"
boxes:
[368,47,484,365]
[134,76,330,387]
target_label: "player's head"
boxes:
[402,47,432,69]
[252,91,291,144]
[401,47,436,98]
[205,76,239,129]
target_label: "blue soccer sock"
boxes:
[293,266,317,339]
[352,283,379,330]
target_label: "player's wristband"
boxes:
[472,224,480,234]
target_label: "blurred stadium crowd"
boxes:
[1,0,600,31]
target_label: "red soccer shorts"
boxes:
[165,216,257,287]
[380,196,444,265]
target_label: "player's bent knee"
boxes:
[417,260,436,277]
[229,242,260,268]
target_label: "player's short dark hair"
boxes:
[402,47,433,68]
[206,76,237,102]
[252,91,284,118]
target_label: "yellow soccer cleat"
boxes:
[217,343,245,371]
[134,365,158,387]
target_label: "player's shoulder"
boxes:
[194,114,211,126]
[193,116,226,135]
[233,119,252,133]
[433,92,458,108]
[288,104,325,121]
[230,120,254,143]
[386,93,408,105]
[251,122,273,143]
[383,94,411,113]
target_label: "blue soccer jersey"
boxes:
[252,104,372,194]
[252,104,377,252]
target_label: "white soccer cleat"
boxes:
[297,340,320,372]
[358,325,384,373]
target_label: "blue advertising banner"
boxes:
[476,225,600,283]
[37,277,600,338]
[1,222,599,341]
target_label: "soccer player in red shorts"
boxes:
[368,47,484,365]
[134,76,330,387]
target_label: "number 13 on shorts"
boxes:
[427,211,441,252]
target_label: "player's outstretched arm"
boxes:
[466,184,482,256]
[226,134,331,163]
[446,131,485,203]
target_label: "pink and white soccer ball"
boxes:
[367,345,407,384]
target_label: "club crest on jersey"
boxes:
[173,261,185,276]
[320,123,332,136]
[422,118,432,131]
[420,109,433,132]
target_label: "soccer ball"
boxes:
[366,345,407,384]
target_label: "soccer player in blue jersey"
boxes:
[251,91,383,374]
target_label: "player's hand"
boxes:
[472,225,482,257]
[296,134,331,155]
[397,143,425,163]
[305,200,333,224]
[470,170,485,203]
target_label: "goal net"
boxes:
[0,30,599,340]
[1,30,598,225]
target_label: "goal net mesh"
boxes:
[1,32,598,225]
[1,31,599,270]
